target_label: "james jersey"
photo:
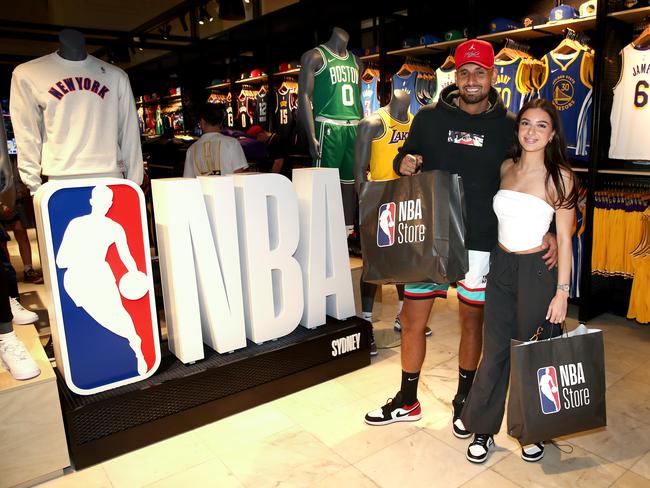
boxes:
[609,42,650,160]
[255,91,270,130]
[362,74,380,117]
[433,67,455,103]
[313,45,361,120]
[275,88,297,141]
[494,57,530,113]
[539,49,594,160]
[392,72,421,115]
[369,108,413,181]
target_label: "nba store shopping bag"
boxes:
[359,170,468,285]
[507,325,607,445]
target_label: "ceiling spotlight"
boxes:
[158,24,172,40]
[198,5,213,24]
[179,14,189,32]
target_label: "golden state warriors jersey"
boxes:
[539,49,594,160]
[369,108,413,181]
[494,57,530,113]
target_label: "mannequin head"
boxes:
[57,29,87,61]
[387,89,410,120]
[326,27,350,53]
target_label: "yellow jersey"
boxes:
[368,107,413,181]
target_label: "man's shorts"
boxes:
[314,117,358,183]
[404,250,490,306]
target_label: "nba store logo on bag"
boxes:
[376,199,425,248]
[538,362,590,415]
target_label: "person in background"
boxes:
[183,103,248,178]
[461,98,577,464]
[246,125,289,176]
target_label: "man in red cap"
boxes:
[364,39,557,452]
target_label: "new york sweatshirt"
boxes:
[10,52,143,192]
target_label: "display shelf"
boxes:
[533,16,597,35]
[360,53,380,61]
[236,74,268,84]
[161,94,182,101]
[387,38,467,57]
[572,166,589,173]
[206,82,231,90]
[598,168,650,176]
[478,26,547,42]
[273,68,300,76]
[608,6,650,23]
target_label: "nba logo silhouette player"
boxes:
[56,185,149,375]
[377,202,395,247]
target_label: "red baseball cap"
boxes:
[455,39,494,69]
[247,125,264,137]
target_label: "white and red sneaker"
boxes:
[364,392,422,426]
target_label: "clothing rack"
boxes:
[503,38,531,54]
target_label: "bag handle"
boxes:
[528,321,566,341]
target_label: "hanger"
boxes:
[440,50,455,70]
[634,25,650,48]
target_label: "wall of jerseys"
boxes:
[207,79,298,143]
[137,88,185,137]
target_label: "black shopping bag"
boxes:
[359,170,468,285]
[507,325,607,445]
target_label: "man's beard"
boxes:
[459,90,489,105]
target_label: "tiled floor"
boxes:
[6,232,650,487]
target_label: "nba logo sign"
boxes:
[34,178,160,395]
[537,366,561,414]
[377,202,396,247]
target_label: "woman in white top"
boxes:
[460,98,578,464]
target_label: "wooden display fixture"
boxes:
[478,26,546,42]
[273,68,300,76]
[608,6,650,23]
[205,82,231,90]
[533,16,597,35]
[236,74,268,84]
[360,53,380,61]
[387,38,467,57]
[0,325,70,488]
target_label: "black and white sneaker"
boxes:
[364,392,422,426]
[466,434,494,463]
[521,442,544,462]
[393,314,432,336]
[452,394,472,439]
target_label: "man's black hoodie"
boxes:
[393,84,516,252]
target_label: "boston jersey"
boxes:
[539,49,594,160]
[369,108,413,181]
[361,74,380,117]
[609,43,650,160]
[433,67,455,103]
[494,57,530,113]
[313,45,361,120]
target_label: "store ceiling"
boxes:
[0,0,273,70]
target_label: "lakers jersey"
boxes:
[609,42,650,160]
[539,49,594,160]
[369,108,413,181]
[362,74,381,117]
[433,67,455,103]
[494,57,530,113]
[392,72,420,115]
[313,45,361,120]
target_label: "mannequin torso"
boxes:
[57,29,87,61]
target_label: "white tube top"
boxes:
[493,189,555,252]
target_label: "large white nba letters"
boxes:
[56,185,148,374]
[152,169,355,364]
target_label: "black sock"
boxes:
[400,370,420,405]
[456,367,476,400]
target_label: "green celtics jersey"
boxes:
[312,45,362,120]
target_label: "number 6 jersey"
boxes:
[609,42,650,160]
[312,45,361,121]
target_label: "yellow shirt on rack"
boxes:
[368,107,413,181]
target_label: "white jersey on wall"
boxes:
[609,43,650,160]
[433,67,455,103]
[183,132,248,178]
[10,53,143,192]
